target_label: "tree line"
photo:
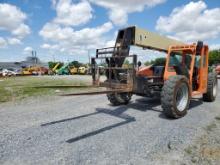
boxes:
[144,50,220,66]
[48,50,220,69]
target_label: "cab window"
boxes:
[168,51,192,73]
[169,52,182,67]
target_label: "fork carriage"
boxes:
[91,46,164,98]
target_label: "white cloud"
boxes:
[39,22,113,55]
[41,43,52,49]
[0,3,30,46]
[7,38,22,45]
[52,0,93,26]
[0,3,27,31]
[40,0,166,59]
[23,46,33,54]
[11,24,30,39]
[39,22,74,41]
[210,44,220,50]
[0,37,7,48]
[105,40,115,47]
[41,43,59,50]
[89,0,166,25]
[156,1,220,42]
[40,1,114,57]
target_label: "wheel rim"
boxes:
[176,83,189,112]
[213,80,217,97]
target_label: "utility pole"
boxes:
[31,50,34,66]
[31,50,37,66]
[88,49,91,65]
[35,51,37,65]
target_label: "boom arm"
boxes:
[133,27,185,52]
[115,26,185,53]
[111,26,185,67]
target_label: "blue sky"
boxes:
[0,0,219,63]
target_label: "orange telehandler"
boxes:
[54,26,218,119]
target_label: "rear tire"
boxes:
[203,73,218,102]
[161,75,190,119]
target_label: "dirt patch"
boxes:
[151,114,220,165]
[201,147,220,159]
[183,116,220,164]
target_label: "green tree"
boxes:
[144,61,151,66]
[152,57,166,66]
[144,57,166,66]
[124,59,130,65]
[209,50,220,66]
[69,61,82,68]
[48,61,55,69]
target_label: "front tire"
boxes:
[161,75,190,119]
[203,73,218,102]
[107,92,132,106]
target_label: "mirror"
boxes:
[138,61,142,67]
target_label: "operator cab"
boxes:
[164,42,209,95]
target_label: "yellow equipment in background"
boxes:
[70,67,78,74]
[52,63,60,72]
[22,66,48,75]
[78,66,88,75]
[22,68,32,75]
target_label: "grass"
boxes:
[0,76,91,103]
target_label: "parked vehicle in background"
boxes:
[215,65,220,75]
[0,68,3,76]
[22,68,32,75]
[56,63,70,75]
[78,66,88,75]
[22,66,48,75]
[2,69,19,76]
[70,67,78,74]
[32,66,48,75]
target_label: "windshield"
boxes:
[169,52,182,66]
[169,51,192,70]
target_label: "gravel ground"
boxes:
[0,80,220,165]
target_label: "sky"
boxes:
[0,0,219,63]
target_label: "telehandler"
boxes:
[62,26,218,118]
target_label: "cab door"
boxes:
[198,46,208,93]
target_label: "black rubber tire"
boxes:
[107,92,132,106]
[203,73,218,102]
[161,75,190,119]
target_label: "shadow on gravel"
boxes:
[41,112,100,126]
[41,106,136,143]
[66,107,136,143]
[66,98,163,143]
[41,98,204,143]
[189,99,203,109]
[130,97,162,112]
[41,98,163,143]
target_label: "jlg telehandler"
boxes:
[64,26,218,118]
